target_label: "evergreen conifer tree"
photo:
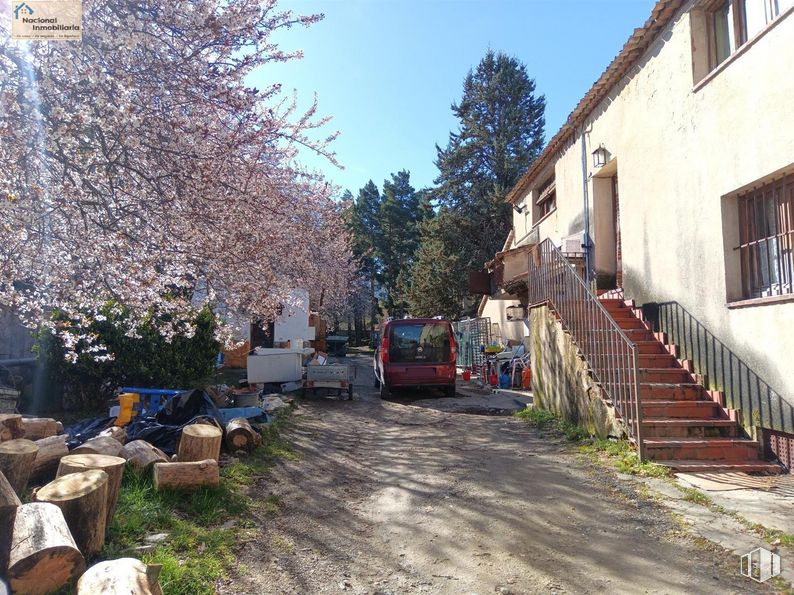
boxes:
[409,50,545,318]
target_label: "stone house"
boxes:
[478,0,794,471]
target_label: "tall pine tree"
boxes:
[410,50,545,318]
[377,170,422,316]
[407,209,465,319]
[344,181,382,333]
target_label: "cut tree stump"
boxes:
[225,417,261,452]
[7,502,85,595]
[0,438,39,494]
[71,435,123,457]
[0,413,24,442]
[57,454,125,525]
[120,440,169,471]
[152,459,219,491]
[34,469,109,557]
[78,557,163,595]
[0,470,21,574]
[21,417,60,440]
[32,434,70,481]
[177,423,222,462]
[98,426,127,444]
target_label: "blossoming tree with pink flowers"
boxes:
[0,0,354,356]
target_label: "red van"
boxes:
[373,318,457,399]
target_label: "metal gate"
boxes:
[454,317,491,374]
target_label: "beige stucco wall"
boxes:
[512,152,585,250]
[515,4,794,411]
[479,296,527,345]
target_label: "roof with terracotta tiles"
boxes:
[505,0,686,204]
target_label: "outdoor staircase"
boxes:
[599,297,782,474]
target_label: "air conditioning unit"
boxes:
[561,231,585,255]
[506,305,526,321]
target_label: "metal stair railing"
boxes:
[527,239,644,460]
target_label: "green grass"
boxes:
[514,406,590,442]
[514,406,556,426]
[103,409,296,595]
[678,486,714,506]
[103,469,244,594]
[770,578,794,595]
[752,524,794,548]
[514,407,670,478]
[579,438,670,478]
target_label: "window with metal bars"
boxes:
[737,173,794,299]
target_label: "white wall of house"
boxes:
[513,3,794,400]
[479,297,526,345]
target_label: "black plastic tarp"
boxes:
[64,416,116,450]
[65,389,225,454]
[125,389,224,454]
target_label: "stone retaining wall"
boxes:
[528,305,623,439]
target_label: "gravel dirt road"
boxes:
[227,355,772,594]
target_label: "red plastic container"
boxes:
[462,369,471,381]
[521,367,532,389]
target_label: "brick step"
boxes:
[642,400,720,418]
[634,341,668,354]
[639,368,691,383]
[599,299,631,309]
[644,437,761,461]
[614,318,651,330]
[657,460,784,474]
[639,383,705,401]
[607,309,640,320]
[587,352,676,374]
[642,418,738,438]
[587,353,678,368]
[638,354,678,368]
[622,328,657,341]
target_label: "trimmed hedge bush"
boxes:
[33,304,219,412]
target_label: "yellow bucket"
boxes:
[115,392,140,426]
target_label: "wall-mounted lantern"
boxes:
[592,144,609,168]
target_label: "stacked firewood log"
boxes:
[0,409,269,593]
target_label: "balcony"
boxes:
[470,243,534,299]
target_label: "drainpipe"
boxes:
[579,124,592,285]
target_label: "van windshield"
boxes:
[388,323,450,363]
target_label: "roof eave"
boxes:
[505,0,685,205]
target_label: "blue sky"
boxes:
[254,0,656,196]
